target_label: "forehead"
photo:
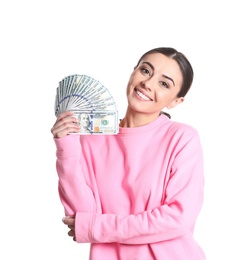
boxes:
[141,53,179,70]
[140,53,183,84]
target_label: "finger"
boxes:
[56,117,79,129]
[51,117,80,138]
[68,229,75,237]
[62,216,75,225]
[67,225,75,230]
[52,111,73,127]
[52,112,78,130]
[57,111,75,121]
[52,124,80,138]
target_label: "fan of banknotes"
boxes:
[54,74,119,134]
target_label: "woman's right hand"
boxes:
[51,111,80,138]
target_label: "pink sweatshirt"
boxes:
[54,114,206,260]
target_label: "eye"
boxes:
[159,81,169,88]
[140,66,151,76]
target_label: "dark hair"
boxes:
[136,47,194,98]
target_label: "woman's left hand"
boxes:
[62,216,76,241]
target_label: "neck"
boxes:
[119,107,160,128]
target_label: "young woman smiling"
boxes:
[51,47,206,260]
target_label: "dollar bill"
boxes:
[71,110,118,135]
[54,74,117,117]
[54,74,119,135]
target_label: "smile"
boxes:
[135,89,152,101]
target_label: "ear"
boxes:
[167,97,184,109]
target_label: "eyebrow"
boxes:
[142,61,175,86]
[163,75,175,86]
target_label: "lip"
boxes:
[134,88,153,101]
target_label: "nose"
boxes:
[141,78,153,91]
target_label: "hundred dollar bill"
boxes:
[71,110,119,135]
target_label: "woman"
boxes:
[51,47,206,259]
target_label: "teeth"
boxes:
[136,90,151,101]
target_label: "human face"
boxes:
[126,53,184,117]
[80,114,90,127]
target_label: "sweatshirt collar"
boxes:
[118,114,169,134]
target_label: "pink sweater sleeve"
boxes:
[54,134,97,216]
[74,135,204,244]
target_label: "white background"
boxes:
[1,0,239,259]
